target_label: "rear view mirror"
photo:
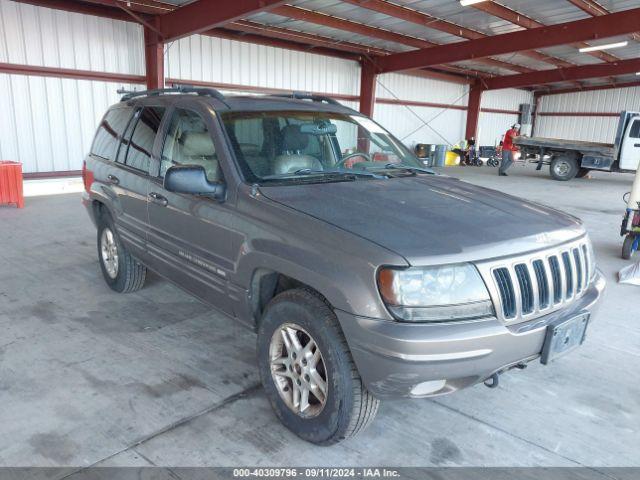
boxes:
[299,121,337,135]
[164,165,226,201]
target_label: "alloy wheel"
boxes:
[100,227,119,279]
[269,323,328,418]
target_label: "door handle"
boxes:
[148,192,168,207]
[634,143,640,147]
[107,174,120,185]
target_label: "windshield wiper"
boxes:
[262,168,386,181]
[382,163,435,175]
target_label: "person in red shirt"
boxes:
[499,123,520,176]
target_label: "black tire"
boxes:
[550,156,579,181]
[257,288,379,445]
[97,213,146,293]
[576,168,590,178]
[622,235,636,260]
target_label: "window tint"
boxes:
[115,109,139,164]
[123,107,165,172]
[91,106,134,161]
[630,120,640,139]
[161,109,219,182]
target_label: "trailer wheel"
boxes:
[550,156,578,181]
[576,168,590,178]
[622,235,636,260]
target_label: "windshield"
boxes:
[220,110,427,184]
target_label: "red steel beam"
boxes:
[566,0,640,41]
[377,8,640,73]
[537,80,640,96]
[341,0,568,69]
[359,60,377,116]
[158,0,288,42]
[465,85,483,140]
[271,5,437,49]
[204,28,362,61]
[226,20,390,57]
[272,4,532,74]
[12,0,132,21]
[470,1,619,63]
[484,58,640,90]
[143,24,164,89]
[0,62,145,83]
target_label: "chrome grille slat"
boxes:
[478,238,592,324]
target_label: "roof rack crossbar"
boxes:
[271,91,342,106]
[117,85,227,104]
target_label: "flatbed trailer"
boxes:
[514,111,640,181]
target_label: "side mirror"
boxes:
[164,165,226,201]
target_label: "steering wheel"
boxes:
[335,152,372,169]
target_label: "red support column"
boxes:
[465,84,482,140]
[359,60,377,117]
[144,24,164,90]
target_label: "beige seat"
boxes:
[178,131,220,182]
[273,125,322,175]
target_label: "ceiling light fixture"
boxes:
[460,0,487,6]
[579,41,628,53]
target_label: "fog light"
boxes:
[410,380,446,396]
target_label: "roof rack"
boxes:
[117,85,227,104]
[271,91,342,106]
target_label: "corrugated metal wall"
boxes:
[0,0,143,173]
[477,89,533,147]
[375,73,468,146]
[0,0,534,173]
[536,86,640,143]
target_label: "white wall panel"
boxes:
[375,73,468,146]
[0,0,143,74]
[477,89,533,146]
[535,86,640,143]
[0,74,138,172]
[373,103,466,147]
[166,35,360,96]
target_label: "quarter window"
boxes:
[123,107,166,172]
[160,109,219,182]
[90,106,134,161]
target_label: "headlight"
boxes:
[378,264,494,322]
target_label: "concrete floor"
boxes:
[0,164,638,469]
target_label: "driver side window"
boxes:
[161,109,220,182]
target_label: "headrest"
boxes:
[281,125,309,152]
[239,143,260,156]
[181,132,215,157]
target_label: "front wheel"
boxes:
[550,156,579,181]
[257,289,379,445]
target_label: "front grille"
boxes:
[477,238,592,323]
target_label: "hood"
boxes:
[259,175,585,265]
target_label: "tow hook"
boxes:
[484,373,500,389]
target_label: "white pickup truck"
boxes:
[515,111,640,181]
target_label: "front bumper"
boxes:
[337,270,605,399]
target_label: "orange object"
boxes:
[0,161,24,208]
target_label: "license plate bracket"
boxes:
[540,313,590,365]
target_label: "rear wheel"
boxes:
[257,289,379,445]
[550,156,579,181]
[97,213,146,293]
[622,234,636,260]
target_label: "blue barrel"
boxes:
[434,145,447,167]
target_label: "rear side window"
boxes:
[630,120,640,139]
[91,106,134,161]
[123,107,166,172]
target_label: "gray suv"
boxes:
[82,86,605,445]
